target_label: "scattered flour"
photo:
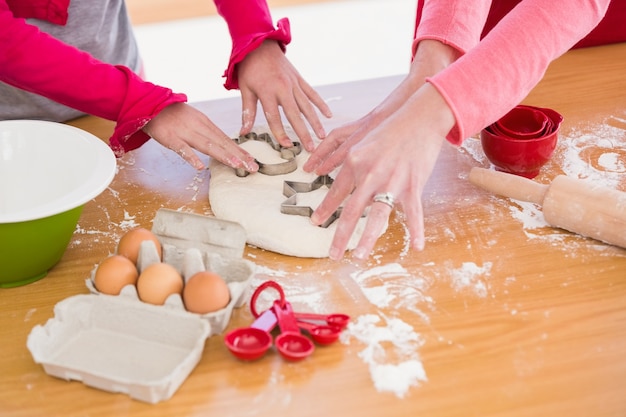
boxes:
[556,118,626,190]
[598,152,626,172]
[248,264,337,315]
[341,314,427,398]
[459,136,488,165]
[118,210,140,230]
[349,263,433,319]
[184,172,206,202]
[24,308,36,322]
[392,212,412,259]
[342,263,435,397]
[350,264,411,308]
[251,264,288,278]
[507,201,547,230]
[448,261,492,298]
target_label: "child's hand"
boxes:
[143,102,259,171]
[236,40,332,152]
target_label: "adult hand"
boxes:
[304,40,460,176]
[310,84,454,260]
[236,40,332,152]
[143,102,259,171]
[303,77,419,175]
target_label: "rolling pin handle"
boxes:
[468,167,549,205]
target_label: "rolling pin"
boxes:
[468,167,626,249]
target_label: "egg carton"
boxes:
[86,208,254,335]
[27,209,254,403]
[27,293,210,404]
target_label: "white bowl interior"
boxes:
[0,120,117,222]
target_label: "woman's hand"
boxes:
[310,83,455,260]
[303,77,418,175]
[143,102,259,171]
[236,40,332,151]
[304,39,459,175]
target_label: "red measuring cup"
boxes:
[492,105,551,139]
[224,309,277,361]
[271,299,315,361]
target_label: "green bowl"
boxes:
[0,120,117,288]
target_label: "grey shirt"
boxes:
[0,0,141,122]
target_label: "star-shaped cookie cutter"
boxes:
[233,132,302,177]
[281,175,342,228]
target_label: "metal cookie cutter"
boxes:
[281,175,342,228]
[233,132,302,177]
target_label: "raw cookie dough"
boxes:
[208,129,372,258]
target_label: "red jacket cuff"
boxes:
[222,17,291,90]
[108,66,188,155]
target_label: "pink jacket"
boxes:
[0,0,290,155]
[413,0,617,145]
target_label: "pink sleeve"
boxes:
[413,0,492,56]
[0,2,187,155]
[213,0,291,90]
[421,0,611,145]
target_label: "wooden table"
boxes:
[1,42,625,417]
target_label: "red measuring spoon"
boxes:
[295,312,350,329]
[296,320,342,345]
[224,309,277,361]
[271,300,315,361]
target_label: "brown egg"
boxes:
[93,255,139,295]
[117,228,162,264]
[136,262,183,305]
[183,271,231,314]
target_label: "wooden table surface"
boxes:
[1,42,625,417]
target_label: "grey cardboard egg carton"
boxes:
[29,209,253,403]
[85,208,254,334]
[27,293,210,403]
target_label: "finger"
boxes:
[310,166,354,227]
[403,194,426,251]
[300,80,333,119]
[293,85,327,140]
[188,124,259,172]
[352,201,393,259]
[213,140,259,172]
[326,188,374,261]
[167,142,205,170]
[310,168,369,260]
[347,169,405,260]
[240,90,259,136]
[314,138,353,175]
[304,123,369,175]
[260,100,292,148]
[303,129,345,173]
[281,94,315,152]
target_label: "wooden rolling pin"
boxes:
[469,167,626,249]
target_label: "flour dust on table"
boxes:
[208,127,372,258]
